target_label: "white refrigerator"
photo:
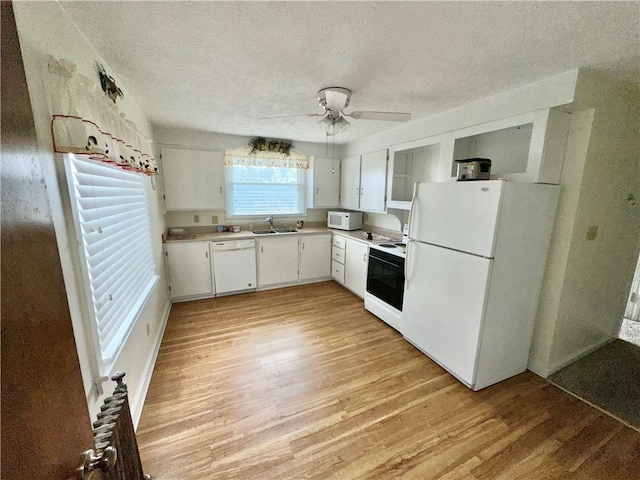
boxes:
[402,180,559,390]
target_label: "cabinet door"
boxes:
[165,242,213,298]
[258,235,299,287]
[359,149,388,213]
[308,157,341,208]
[300,234,331,281]
[161,147,225,210]
[340,155,361,210]
[345,239,369,298]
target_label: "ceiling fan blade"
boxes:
[258,113,324,120]
[348,111,412,122]
[324,89,350,111]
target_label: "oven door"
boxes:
[366,249,405,311]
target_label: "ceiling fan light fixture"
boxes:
[334,115,350,133]
[319,114,350,135]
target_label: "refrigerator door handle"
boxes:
[407,182,418,240]
[404,239,415,290]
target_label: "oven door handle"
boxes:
[369,255,403,269]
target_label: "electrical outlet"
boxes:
[194,214,200,223]
[211,215,218,224]
[364,213,369,223]
[146,323,151,336]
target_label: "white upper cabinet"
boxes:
[340,155,361,210]
[161,146,225,210]
[387,140,443,210]
[340,149,388,213]
[307,156,341,208]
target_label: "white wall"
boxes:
[530,71,640,374]
[13,1,170,425]
[527,109,595,375]
[155,126,341,228]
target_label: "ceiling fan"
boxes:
[261,87,412,135]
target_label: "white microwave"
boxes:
[327,211,363,231]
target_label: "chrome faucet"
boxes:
[266,215,274,230]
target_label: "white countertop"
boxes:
[165,226,333,243]
[164,227,402,245]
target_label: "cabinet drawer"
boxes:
[332,235,347,249]
[332,260,345,284]
[332,246,346,264]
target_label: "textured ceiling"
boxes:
[60,1,640,145]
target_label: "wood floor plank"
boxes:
[137,281,640,479]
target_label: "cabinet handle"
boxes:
[364,253,367,262]
[360,187,364,196]
[355,187,359,196]
[316,187,319,194]
[302,242,305,250]
[206,251,209,258]
[261,245,264,253]
[219,186,223,194]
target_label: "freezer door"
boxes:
[402,241,492,387]
[410,181,503,258]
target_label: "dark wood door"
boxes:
[1,2,95,478]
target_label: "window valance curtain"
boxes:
[47,56,158,175]
[224,146,309,169]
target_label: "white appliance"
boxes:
[327,211,363,231]
[402,180,559,390]
[210,239,257,294]
[365,243,406,331]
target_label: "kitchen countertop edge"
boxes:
[165,227,334,243]
[164,227,402,245]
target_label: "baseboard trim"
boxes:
[546,336,615,376]
[132,299,172,429]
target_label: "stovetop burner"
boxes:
[370,242,406,258]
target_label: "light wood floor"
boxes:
[137,282,640,479]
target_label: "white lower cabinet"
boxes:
[165,241,213,299]
[344,238,369,298]
[165,233,333,298]
[331,234,346,284]
[258,235,300,287]
[299,233,331,281]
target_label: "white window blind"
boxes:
[225,164,305,216]
[66,155,158,370]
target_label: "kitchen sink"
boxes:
[251,228,299,234]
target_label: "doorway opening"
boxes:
[548,251,640,430]
[619,250,640,346]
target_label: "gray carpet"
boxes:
[548,338,640,429]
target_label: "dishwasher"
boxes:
[210,239,257,295]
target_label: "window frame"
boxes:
[223,158,308,219]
